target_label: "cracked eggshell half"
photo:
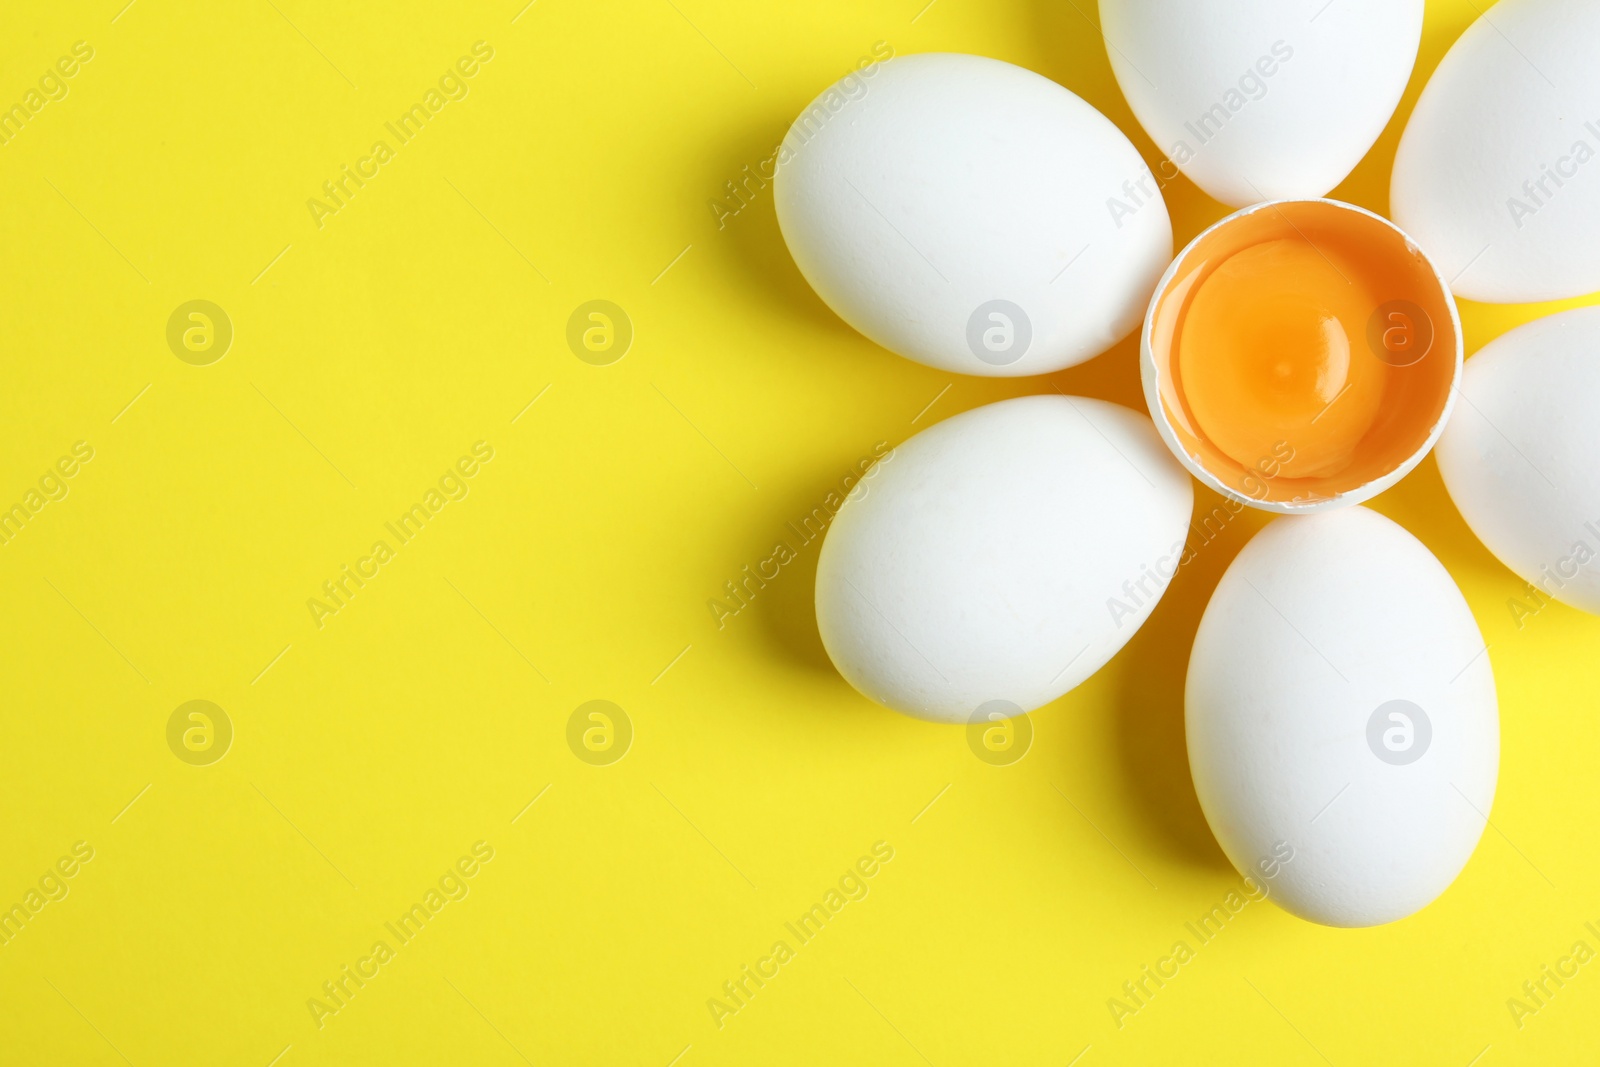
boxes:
[1391,0,1600,303]
[815,395,1193,723]
[1099,0,1423,208]
[1436,306,1600,615]
[1141,199,1461,513]
[773,52,1172,377]
[1187,507,1498,927]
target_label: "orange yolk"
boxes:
[1177,238,1383,481]
[1147,200,1458,508]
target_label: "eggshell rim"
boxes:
[1139,198,1463,514]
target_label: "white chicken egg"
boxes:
[1187,507,1498,927]
[774,53,1172,377]
[1391,0,1600,303]
[1436,306,1600,616]
[816,395,1193,722]
[1099,0,1423,208]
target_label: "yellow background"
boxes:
[2,1,1597,1064]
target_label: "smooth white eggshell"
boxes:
[774,53,1172,377]
[1436,306,1600,614]
[816,395,1193,722]
[1100,0,1422,207]
[1187,507,1498,927]
[1391,0,1600,303]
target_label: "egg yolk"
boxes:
[1147,200,1457,507]
[1176,238,1384,481]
